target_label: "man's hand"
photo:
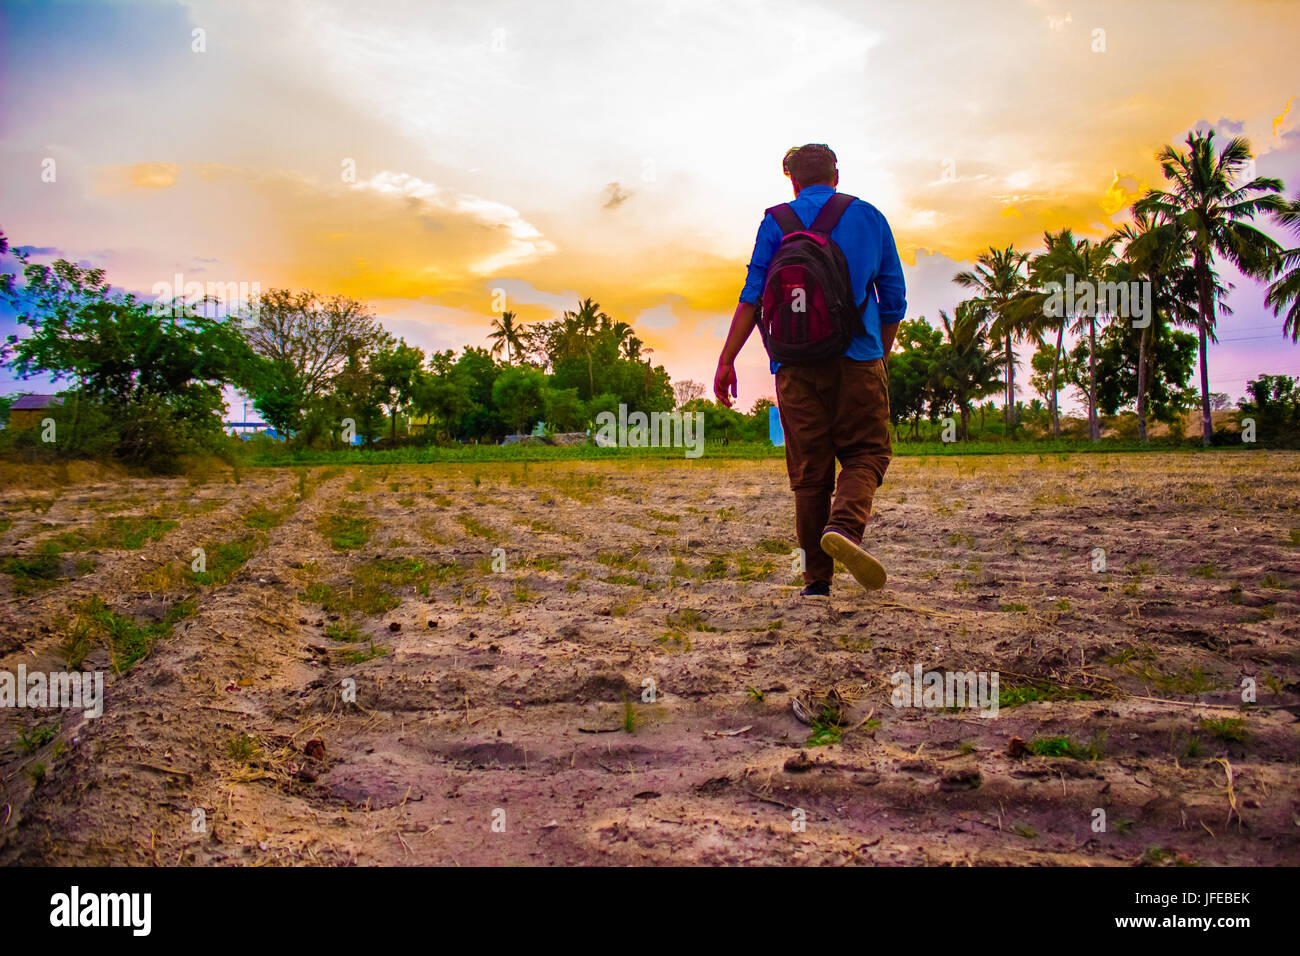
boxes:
[714,301,758,408]
[714,360,738,407]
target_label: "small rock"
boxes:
[784,751,816,773]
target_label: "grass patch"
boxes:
[301,579,398,616]
[337,640,390,664]
[736,556,775,581]
[69,595,190,673]
[0,541,64,594]
[1198,716,1249,744]
[17,722,58,754]
[622,699,638,734]
[666,608,715,632]
[47,515,177,552]
[242,504,292,531]
[806,708,844,747]
[317,513,372,551]
[193,533,262,586]
[1024,733,1105,761]
[325,619,365,643]
[998,683,1093,709]
[228,733,259,763]
[454,513,498,540]
[656,631,692,652]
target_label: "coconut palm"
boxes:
[563,297,610,398]
[1011,230,1076,438]
[1010,230,1119,440]
[935,300,1007,441]
[486,311,525,365]
[1265,193,1300,341]
[1113,209,1188,442]
[1135,130,1284,444]
[954,244,1029,434]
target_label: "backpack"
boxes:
[755,192,865,365]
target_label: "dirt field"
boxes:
[1,451,1297,866]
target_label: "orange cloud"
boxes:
[96,162,181,192]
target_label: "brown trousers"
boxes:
[775,357,892,586]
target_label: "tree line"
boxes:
[0,238,774,469]
[918,130,1300,446]
[2,129,1299,468]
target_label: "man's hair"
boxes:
[782,143,837,186]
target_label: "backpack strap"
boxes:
[808,192,857,236]
[764,203,805,236]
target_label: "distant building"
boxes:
[7,393,63,431]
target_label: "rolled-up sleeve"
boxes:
[873,213,907,324]
[739,215,781,304]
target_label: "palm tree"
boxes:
[1013,230,1075,438]
[1265,193,1300,340]
[954,245,1029,435]
[487,311,524,364]
[936,301,1006,440]
[1113,209,1188,442]
[1136,130,1284,444]
[1010,230,1118,440]
[563,298,610,398]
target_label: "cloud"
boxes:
[1275,96,1298,137]
[96,162,181,191]
[350,171,555,276]
[602,182,632,209]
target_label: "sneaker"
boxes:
[800,581,831,597]
[819,529,886,591]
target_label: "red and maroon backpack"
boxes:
[756,192,865,365]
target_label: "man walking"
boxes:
[714,143,906,598]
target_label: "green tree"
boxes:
[1137,130,1284,444]
[370,339,426,440]
[1265,193,1300,341]
[1112,208,1191,441]
[492,365,548,436]
[933,302,1006,441]
[543,386,584,432]
[4,247,255,464]
[1071,322,1198,425]
[887,318,943,439]
[1238,374,1300,448]
[955,245,1029,434]
[487,311,526,364]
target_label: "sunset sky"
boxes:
[2,0,1299,413]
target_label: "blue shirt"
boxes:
[740,184,907,372]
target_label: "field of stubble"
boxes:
[0,450,1297,866]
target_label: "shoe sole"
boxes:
[820,531,886,591]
